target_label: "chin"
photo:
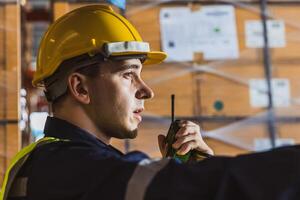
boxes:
[124,128,138,139]
[111,127,138,139]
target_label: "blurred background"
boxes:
[1,0,300,186]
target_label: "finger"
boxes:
[177,121,202,137]
[195,142,214,156]
[174,133,214,156]
[176,139,214,156]
[175,125,199,139]
[172,133,197,149]
[157,134,167,156]
[176,141,196,155]
[178,120,197,127]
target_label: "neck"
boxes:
[52,100,111,145]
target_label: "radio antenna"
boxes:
[171,94,175,123]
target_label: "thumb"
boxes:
[157,134,167,157]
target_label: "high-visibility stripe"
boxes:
[0,137,66,200]
[125,158,170,200]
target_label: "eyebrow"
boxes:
[117,64,142,72]
[122,64,141,69]
[109,61,143,73]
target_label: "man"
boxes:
[2,4,300,200]
[1,4,215,200]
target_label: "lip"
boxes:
[133,108,144,122]
[133,113,142,122]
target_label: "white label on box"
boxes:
[245,20,286,48]
[160,7,194,62]
[191,6,239,60]
[160,5,239,61]
[254,138,295,152]
[249,79,290,108]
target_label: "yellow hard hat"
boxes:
[32,4,167,87]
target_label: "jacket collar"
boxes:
[43,116,123,154]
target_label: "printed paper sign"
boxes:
[160,7,194,62]
[245,20,286,48]
[191,6,239,60]
[160,5,239,62]
[249,79,290,108]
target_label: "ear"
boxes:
[67,72,91,104]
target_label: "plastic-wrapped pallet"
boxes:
[51,0,300,157]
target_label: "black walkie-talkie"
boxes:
[164,94,212,163]
[164,94,192,162]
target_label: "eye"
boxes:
[123,71,135,79]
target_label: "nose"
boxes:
[135,79,154,100]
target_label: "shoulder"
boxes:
[30,139,150,164]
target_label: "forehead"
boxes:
[120,58,143,66]
[104,58,143,73]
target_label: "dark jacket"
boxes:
[13,117,300,200]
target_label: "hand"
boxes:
[158,120,214,157]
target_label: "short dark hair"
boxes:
[44,54,104,104]
[75,63,101,79]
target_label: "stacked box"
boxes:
[0,3,21,186]
[53,1,300,156]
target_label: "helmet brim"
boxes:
[144,51,167,65]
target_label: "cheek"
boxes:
[90,77,136,116]
[114,84,135,111]
[89,79,115,109]
[105,80,133,109]
[113,81,139,121]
